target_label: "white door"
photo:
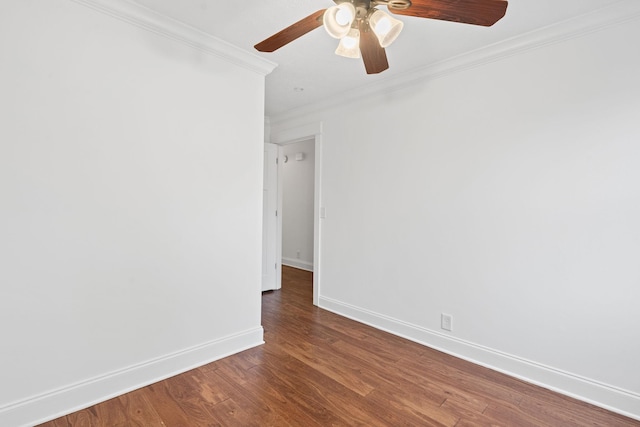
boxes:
[262,143,279,291]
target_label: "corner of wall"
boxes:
[71,0,277,76]
[264,116,271,143]
[0,328,264,427]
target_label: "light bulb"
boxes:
[335,28,360,59]
[369,9,404,47]
[342,35,358,49]
[374,16,392,35]
[324,3,356,39]
[335,7,354,26]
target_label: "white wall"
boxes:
[271,15,640,419]
[281,139,315,271]
[0,1,272,425]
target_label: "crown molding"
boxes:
[70,0,277,76]
[270,0,640,125]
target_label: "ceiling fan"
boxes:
[255,0,508,74]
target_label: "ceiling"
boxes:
[129,0,620,117]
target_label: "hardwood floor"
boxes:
[39,265,638,426]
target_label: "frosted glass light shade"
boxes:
[335,28,361,58]
[369,9,404,47]
[324,3,356,39]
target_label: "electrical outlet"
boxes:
[441,313,453,331]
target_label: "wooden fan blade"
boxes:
[389,0,508,27]
[359,22,389,74]
[255,9,326,52]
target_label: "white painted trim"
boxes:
[1,327,264,427]
[271,122,323,145]
[270,0,640,124]
[70,0,277,76]
[264,116,272,144]
[312,134,323,307]
[282,257,314,272]
[319,296,640,421]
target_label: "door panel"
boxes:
[262,143,279,291]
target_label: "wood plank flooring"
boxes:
[39,266,639,426]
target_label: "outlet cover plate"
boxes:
[441,313,453,331]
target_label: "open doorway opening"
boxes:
[280,139,315,272]
[264,121,323,305]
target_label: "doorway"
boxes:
[280,139,315,273]
[266,121,323,305]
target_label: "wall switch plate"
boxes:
[441,313,453,331]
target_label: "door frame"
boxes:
[271,121,323,306]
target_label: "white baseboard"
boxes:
[282,257,313,272]
[1,327,264,427]
[318,296,640,421]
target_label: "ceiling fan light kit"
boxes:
[324,2,404,57]
[255,0,509,74]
